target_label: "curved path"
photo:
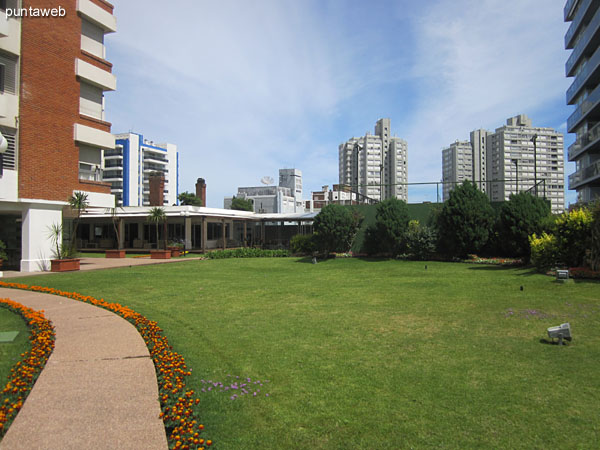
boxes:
[0,288,168,449]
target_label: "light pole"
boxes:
[531,134,538,196]
[511,159,519,193]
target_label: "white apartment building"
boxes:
[225,168,305,214]
[442,115,564,213]
[108,133,179,206]
[339,119,408,202]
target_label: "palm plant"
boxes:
[109,204,124,249]
[147,207,166,249]
[68,192,89,254]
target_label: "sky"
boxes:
[105,0,575,207]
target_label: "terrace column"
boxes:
[261,220,265,248]
[118,219,125,249]
[221,218,226,250]
[201,217,206,253]
[243,221,247,247]
[185,217,192,249]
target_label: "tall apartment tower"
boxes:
[487,115,564,213]
[442,141,474,201]
[338,119,408,202]
[564,0,600,203]
[109,133,179,207]
[0,1,117,272]
[442,115,564,213]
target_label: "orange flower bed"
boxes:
[0,281,213,450]
[0,298,55,439]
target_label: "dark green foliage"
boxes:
[290,234,315,255]
[496,192,551,258]
[591,201,600,271]
[313,204,361,254]
[178,191,203,206]
[230,196,254,212]
[405,221,437,260]
[0,240,7,261]
[436,181,496,258]
[206,248,289,259]
[364,198,410,256]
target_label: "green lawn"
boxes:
[0,305,31,389]
[12,259,600,449]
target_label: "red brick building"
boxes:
[0,0,117,271]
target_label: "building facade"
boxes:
[564,0,600,203]
[108,133,179,206]
[442,115,564,213]
[225,168,305,214]
[0,0,117,272]
[339,118,408,202]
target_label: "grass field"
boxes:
[0,305,31,389]
[12,258,600,449]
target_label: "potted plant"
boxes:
[48,223,80,272]
[167,240,185,257]
[68,192,89,255]
[147,207,170,259]
[0,240,7,269]
[106,205,126,258]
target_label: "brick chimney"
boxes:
[195,178,206,207]
[149,173,165,206]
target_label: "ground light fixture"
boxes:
[0,131,8,177]
[547,323,572,345]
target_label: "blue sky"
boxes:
[105,0,575,207]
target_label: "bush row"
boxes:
[206,248,290,259]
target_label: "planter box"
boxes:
[51,258,80,272]
[105,250,126,258]
[168,247,183,257]
[150,250,171,259]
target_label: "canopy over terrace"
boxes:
[77,206,317,251]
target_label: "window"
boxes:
[0,52,18,94]
[80,82,103,119]
[0,126,16,171]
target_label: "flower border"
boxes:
[0,298,55,439]
[0,281,212,450]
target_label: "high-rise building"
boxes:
[442,115,564,213]
[564,0,600,203]
[278,168,303,211]
[0,0,117,272]
[109,133,179,206]
[339,119,408,202]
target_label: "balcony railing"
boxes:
[566,44,600,104]
[565,0,578,21]
[569,159,600,189]
[565,0,592,49]
[568,121,600,160]
[567,82,600,132]
[566,6,600,76]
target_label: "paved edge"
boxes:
[0,288,168,450]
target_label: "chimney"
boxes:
[149,173,165,206]
[195,178,206,207]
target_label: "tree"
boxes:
[405,220,437,260]
[555,207,592,267]
[364,198,410,256]
[147,207,167,250]
[68,191,89,254]
[496,192,551,258]
[178,191,202,206]
[313,204,361,254]
[436,180,495,258]
[231,196,254,212]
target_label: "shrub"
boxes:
[590,201,600,271]
[313,204,361,254]
[436,181,496,258]
[405,220,437,260]
[496,192,551,259]
[290,234,315,255]
[529,232,558,272]
[555,207,592,267]
[206,248,289,259]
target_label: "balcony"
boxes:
[567,82,600,132]
[568,122,600,160]
[565,0,594,49]
[143,156,168,165]
[79,167,103,182]
[566,6,600,77]
[566,44,600,104]
[565,0,578,21]
[569,159,600,189]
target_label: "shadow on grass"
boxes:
[539,338,572,346]
[467,264,529,272]
[293,256,391,264]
